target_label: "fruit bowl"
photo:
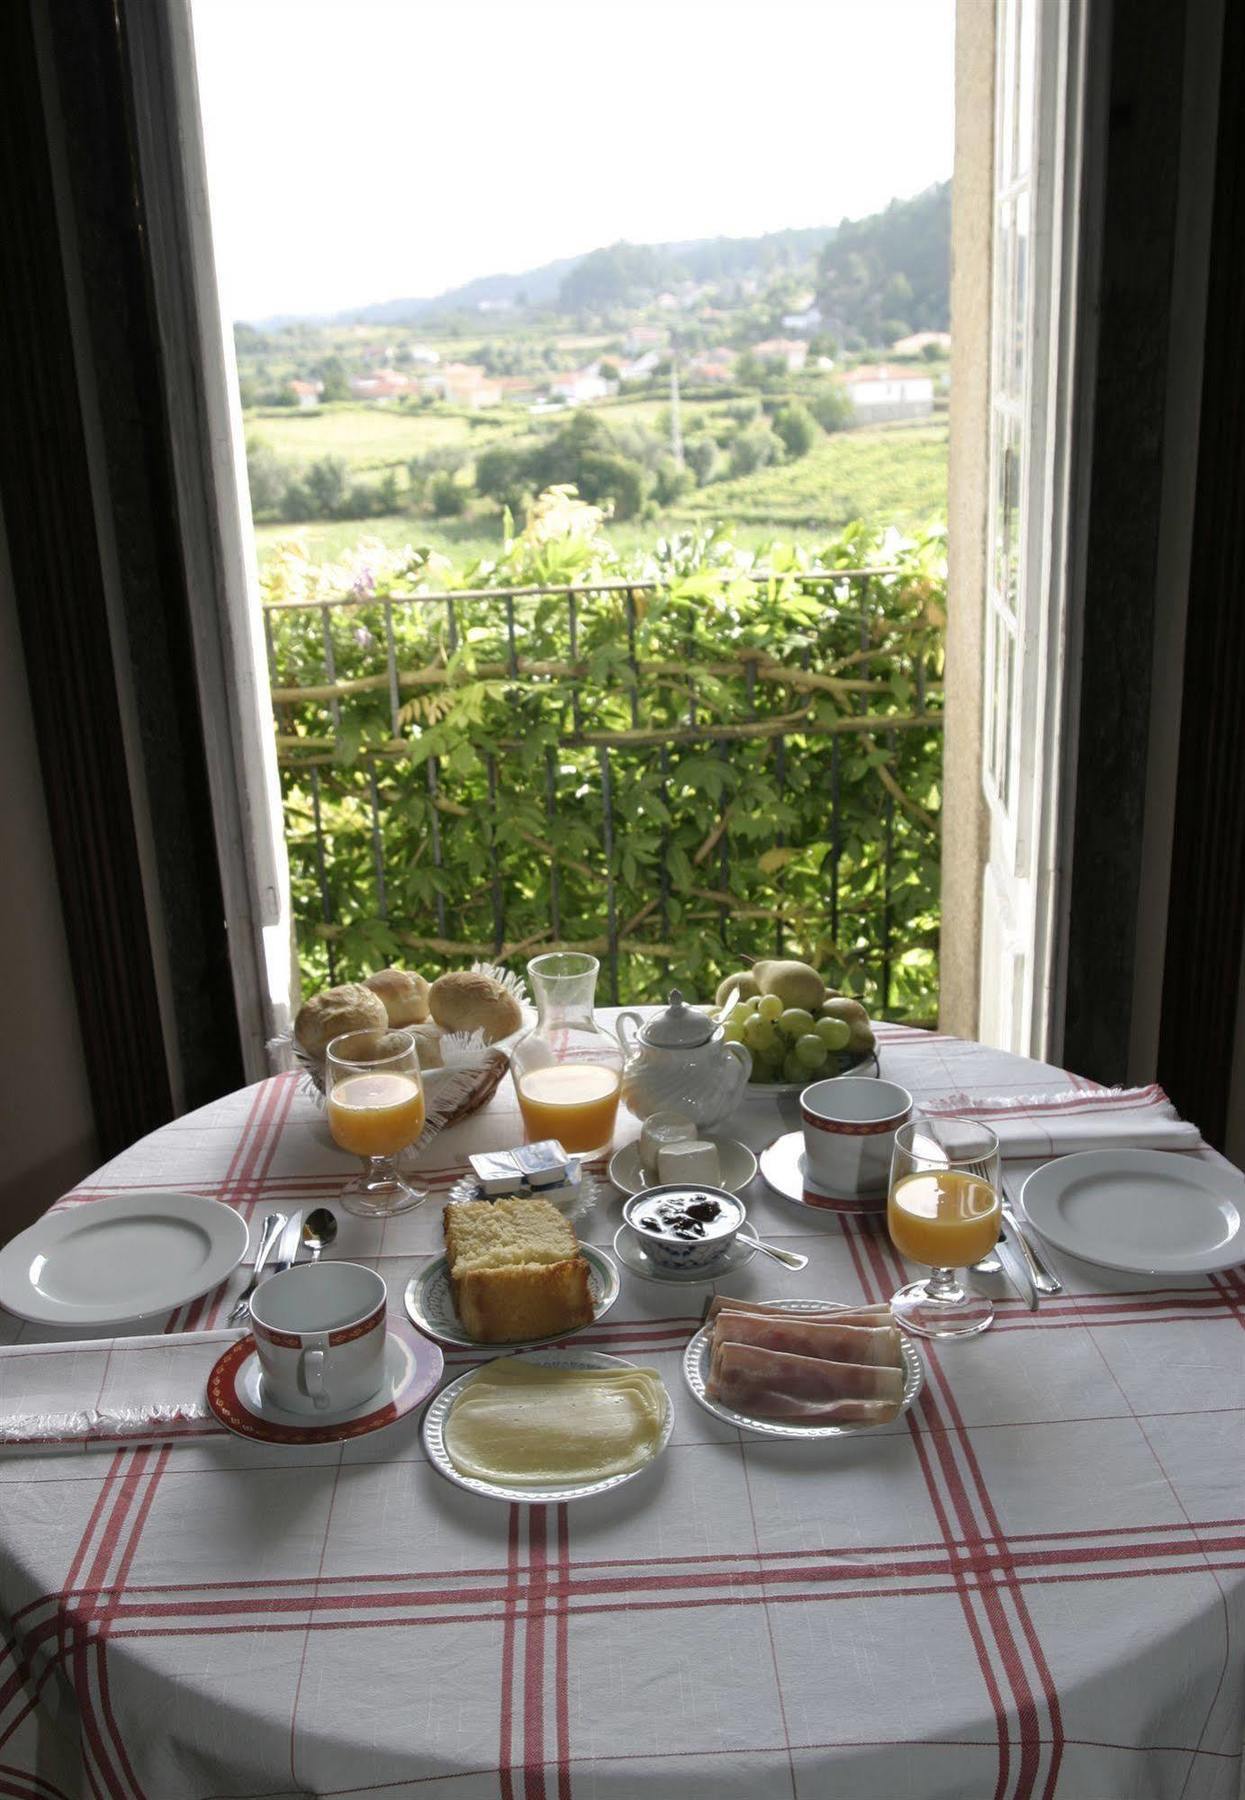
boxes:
[739,1046,880,1098]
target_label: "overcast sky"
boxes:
[191,0,955,323]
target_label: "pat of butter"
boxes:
[639,1113,698,1177]
[657,1139,722,1184]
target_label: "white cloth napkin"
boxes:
[916,1082,1202,1158]
[0,1331,232,1452]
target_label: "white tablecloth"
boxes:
[0,1022,1242,1800]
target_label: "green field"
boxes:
[677,423,948,532]
[247,403,510,468]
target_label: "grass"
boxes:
[247,404,523,470]
[249,414,948,570]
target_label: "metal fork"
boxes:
[226,1212,286,1326]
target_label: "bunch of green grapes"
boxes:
[721,993,852,1085]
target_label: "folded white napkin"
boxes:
[0,1331,232,1453]
[917,1083,1202,1159]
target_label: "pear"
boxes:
[847,1021,876,1055]
[715,971,760,1009]
[821,996,868,1026]
[752,959,826,1012]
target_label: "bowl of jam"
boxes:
[622,1183,746,1271]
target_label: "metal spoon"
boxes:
[302,1207,338,1262]
[744,1231,808,1271]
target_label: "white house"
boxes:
[842,365,936,422]
[891,330,951,357]
[781,305,823,334]
[288,379,322,409]
[752,338,809,373]
[549,368,617,404]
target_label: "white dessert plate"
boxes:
[612,1221,760,1285]
[403,1243,620,1349]
[608,1136,758,1197]
[759,1131,888,1216]
[423,1347,674,1503]
[1020,1150,1245,1276]
[207,1319,443,1446]
[0,1190,250,1329]
[684,1299,924,1440]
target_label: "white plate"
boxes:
[759,1131,888,1216]
[208,1320,443,1446]
[423,1347,674,1503]
[612,1221,760,1285]
[608,1136,758,1196]
[403,1243,620,1349]
[1020,1150,1245,1276]
[0,1190,250,1328]
[684,1299,924,1440]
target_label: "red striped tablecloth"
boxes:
[0,1023,1241,1800]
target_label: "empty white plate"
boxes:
[0,1190,250,1328]
[1020,1150,1245,1276]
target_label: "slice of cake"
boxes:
[443,1196,595,1343]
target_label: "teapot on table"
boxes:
[616,990,751,1128]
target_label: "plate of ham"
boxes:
[684,1296,923,1439]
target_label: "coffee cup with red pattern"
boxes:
[799,1078,913,1200]
[249,1262,387,1415]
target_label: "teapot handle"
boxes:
[723,1040,752,1098]
[615,1011,643,1053]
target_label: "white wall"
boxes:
[0,507,97,1240]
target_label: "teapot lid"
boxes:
[640,990,715,1048]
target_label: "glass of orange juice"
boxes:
[510,953,623,1155]
[887,1117,1001,1339]
[326,1029,427,1217]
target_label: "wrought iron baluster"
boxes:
[383,600,401,737]
[830,735,842,953]
[505,595,519,680]
[774,733,786,959]
[717,738,731,948]
[309,764,336,984]
[658,744,671,943]
[425,755,447,938]
[320,604,340,733]
[567,593,582,734]
[545,745,561,942]
[368,760,387,921]
[445,596,458,655]
[882,729,896,1014]
[599,746,619,1004]
[626,588,641,729]
[486,753,504,956]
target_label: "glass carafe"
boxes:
[510,953,624,1155]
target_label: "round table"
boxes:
[0,1022,1241,1800]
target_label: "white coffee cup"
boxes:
[250,1262,387,1415]
[799,1077,913,1200]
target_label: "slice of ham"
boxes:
[706,1339,904,1424]
[712,1308,902,1368]
[704,1295,893,1328]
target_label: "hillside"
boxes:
[298,184,949,337]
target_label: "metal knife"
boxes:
[273,1209,305,1274]
[993,1225,1038,1310]
[1000,1193,1063,1295]
[226,1212,286,1326]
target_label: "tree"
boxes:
[684,435,721,486]
[303,456,351,519]
[809,386,853,433]
[575,451,647,520]
[654,456,695,506]
[315,355,350,403]
[245,437,287,519]
[429,472,466,517]
[772,402,819,459]
[729,423,784,477]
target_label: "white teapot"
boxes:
[616,990,751,1128]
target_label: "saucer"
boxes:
[404,1243,620,1349]
[612,1221,759,1285]
[759,1131,888,1216]
[608,1136,758,1197]
[206,1318,444,1446]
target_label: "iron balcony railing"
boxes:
[262,568,944,1017]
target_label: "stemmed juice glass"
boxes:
[326,1029,427,1217]
[887,1116,1001,1338]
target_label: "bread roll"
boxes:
[365,967,430,1026]
[429,970,522,1043]
[293,983,387,1060]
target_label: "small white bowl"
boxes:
[622,1183,746,1272]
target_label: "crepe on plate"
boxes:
[443,1358,667,1484]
